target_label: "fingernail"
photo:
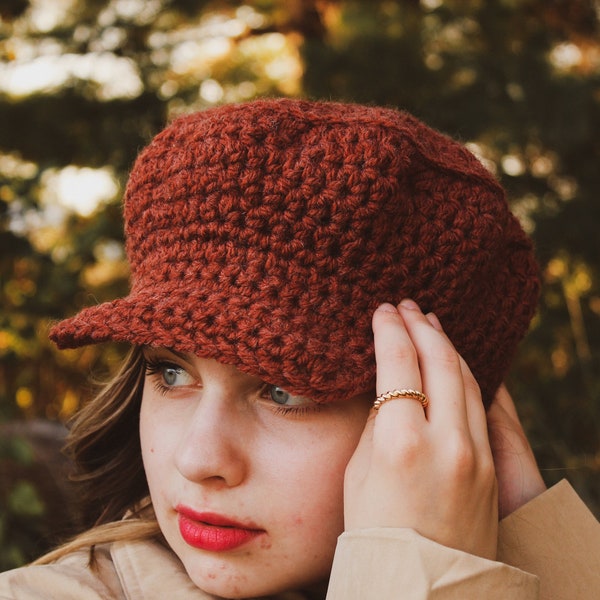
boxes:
[377,302,398,313]
[399,298,420,311]
[426,312,443,331]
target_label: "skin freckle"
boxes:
[259,537,273,549]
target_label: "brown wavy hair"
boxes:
[35,346,161,564]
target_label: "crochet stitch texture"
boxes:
[50,98,540,405]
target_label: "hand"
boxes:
[487,385,547,519]
[344,301,498,560]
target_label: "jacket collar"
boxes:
[111,539,215,599]
[110,537,328,600]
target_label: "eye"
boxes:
[269,385,292,405]
[263,384,315,409]
[144,357,195,391]
[162,364,186,386]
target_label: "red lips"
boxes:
[176,506,265,552]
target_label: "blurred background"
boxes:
[1,0,599,570]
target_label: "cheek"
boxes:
[139,396,174,493]
[308,413,368,522]
[272,439,357,577]
[139,382,180,453]
[139,410,157,488]
[139,398,155,460]
[277,429,362,532]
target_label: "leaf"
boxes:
[7,480,45,517]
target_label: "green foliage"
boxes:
[8,481,45,517]
[0,437,46,571]
[0,422,79,570]
[1,0,599,568]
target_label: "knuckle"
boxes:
[445,432,477,475]
[478,453,497,483]
[374,426,426,469]
[429,343,460,370]
[387,343,417,367]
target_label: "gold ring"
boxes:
[373,389,429,410]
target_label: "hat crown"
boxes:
[50,99,540,405]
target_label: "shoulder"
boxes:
[0,545,124,600]
[0,537,213,600]
[498,479,600,598]
[0,537,225,600]
[328,527,538,599]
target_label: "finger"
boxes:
[417,304,489,444]
[425,311,443,332]
[457,353,491,452]
[424,308,490,449]
[494,384,521,423]
[398,300,466,427]
[344,408,377,484]
[372,303,424,418]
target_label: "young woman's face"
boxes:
[139,348,371,598]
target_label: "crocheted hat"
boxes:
[50,98,540,406]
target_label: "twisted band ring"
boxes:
[373,389,429,410]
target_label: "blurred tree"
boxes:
[0,420,79,571]
[0,0,598,566]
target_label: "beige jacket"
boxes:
[0,480,598,599]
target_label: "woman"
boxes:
[1,98,598,598]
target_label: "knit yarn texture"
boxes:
[50,98,540,406]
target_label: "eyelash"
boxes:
[258,383,322,417]
[143,357,321,417]
[144,357,186,396]
[272,405,321,417]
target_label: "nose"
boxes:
[174,389,249,488]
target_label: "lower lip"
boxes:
[178,514,263,551]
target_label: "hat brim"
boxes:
[49,285,378,404]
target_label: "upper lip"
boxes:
[176,505,263,531]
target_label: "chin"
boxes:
[184,561,326,599]
[187,572,281,599]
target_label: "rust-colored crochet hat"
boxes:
[50,98,540,405]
